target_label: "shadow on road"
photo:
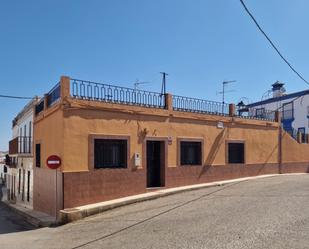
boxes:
[0,182,36,235]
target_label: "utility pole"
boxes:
[160,72,168,95]
[160,72,168,107]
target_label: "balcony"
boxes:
[9,136,32,155]
[5,155,17,168]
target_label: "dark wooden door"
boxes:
[147,141,162,188]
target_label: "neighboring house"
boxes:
[0,151,8,184]
[245,81,309,142]
[6,98,38,209]
[32,76,309,219]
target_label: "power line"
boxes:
[239,0,309,86]
[0,94,35,100]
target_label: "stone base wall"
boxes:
[63,162,309,210]
[63,168,146,208]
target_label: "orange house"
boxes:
[33,76,309,218]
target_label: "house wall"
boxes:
[282,130,309,163]
[14,157,34,209]
[7,100,36,208]
[59,98,280,209]
[249,94,309,133]
[33,105,64,216]
[33,78,309,217]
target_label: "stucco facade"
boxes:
[7,99,37,209]
[33,76,309,218]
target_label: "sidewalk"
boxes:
[2,173,306,227]
[59,173,307,224]
[0,183,57,228]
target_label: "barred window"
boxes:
[180,141,202,165]
[228,143,244,164]
[94,139,127,169]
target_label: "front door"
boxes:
[146,141,164,188]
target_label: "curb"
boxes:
[1,184,57,228]
[1,200,58,227]
[59,173,308,224]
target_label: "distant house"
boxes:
[6,98,38,209]
[246,81,309,142]
[0,151,8,183]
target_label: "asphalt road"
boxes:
[1,174,309,249]
[0,184,35,235]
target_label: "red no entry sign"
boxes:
[46,155,61,169]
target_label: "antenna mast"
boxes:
[134,79,150,91]
[160,72,168,95]
[222,80,236,106]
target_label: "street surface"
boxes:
[1,174,309,249]
[0,184,35,235]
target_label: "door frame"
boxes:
[143,137,168,188]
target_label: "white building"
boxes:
[6,98,38,209]
[245,81,309,141]
[0,151,8,185]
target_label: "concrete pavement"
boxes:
[0,183,35,235]
[1,174,309,248]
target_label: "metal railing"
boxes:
[47,82,61,107]
[9,136,32,154]
[172,95,229,116]
[35,99,44,115]
[238,107,276,122]
[19,136,32,154]
[5,155,17,168]
[70,78,166,109]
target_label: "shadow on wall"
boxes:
[257,140,279,175]
[198,128,229,178]
[198,126,281,178]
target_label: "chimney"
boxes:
[272,81,285,98]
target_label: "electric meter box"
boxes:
[134,153,141,167]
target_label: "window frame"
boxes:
[282,101,294,120]
[89,135,130,170]
[298,127,306,143]
[226,140,245,165]
[255,107,265,118]
[35,143,41,168]
[177,138,204,167]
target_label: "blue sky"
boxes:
[1,0,309,151]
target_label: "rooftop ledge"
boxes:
[34,76,280,126]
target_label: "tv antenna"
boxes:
[134,79,150,91]
[261,89,272,101]
[219,80,236,105]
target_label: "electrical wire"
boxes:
[239,0,309,86]
[0,94,35,100]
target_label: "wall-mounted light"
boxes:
[217,121,224,129]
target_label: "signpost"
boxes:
[46,155,61,218]
[46,155,61,170]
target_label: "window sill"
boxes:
[179,164,203,167]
